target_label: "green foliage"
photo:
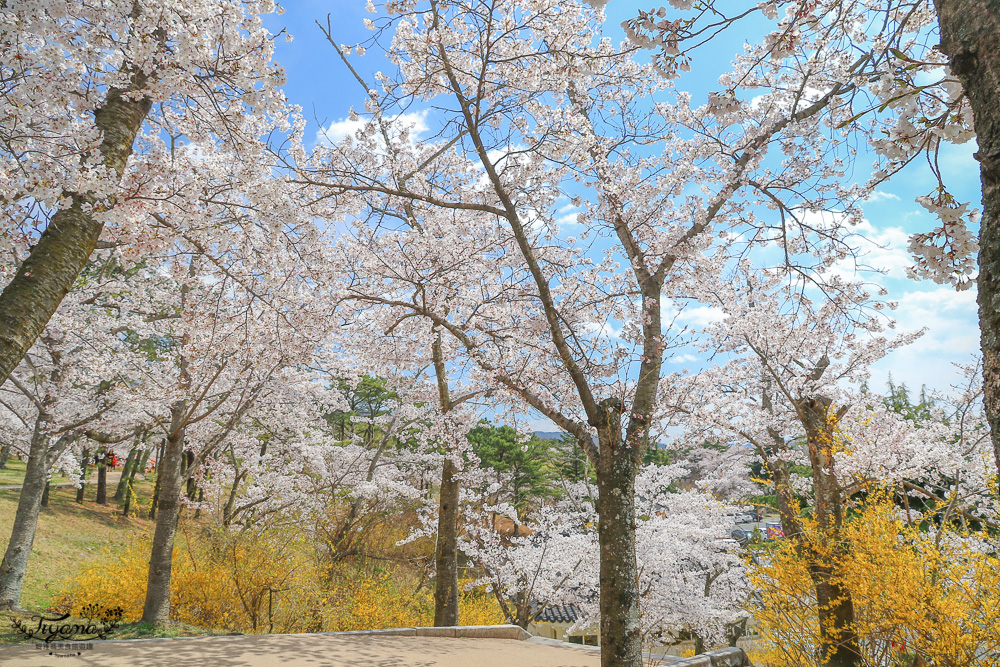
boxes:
[881,378,934,423]
[550,432,595,485]
[468,421,559,519]
[325,375,401,445]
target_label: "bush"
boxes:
[748,491,1000,667]
[56,526,503,633]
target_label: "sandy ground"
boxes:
[0,634,603,667]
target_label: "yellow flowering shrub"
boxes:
[748,492,1000,667]
[56,527,503,634]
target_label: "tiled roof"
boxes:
[534,603,583,624]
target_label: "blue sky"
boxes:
[264,2,983,404]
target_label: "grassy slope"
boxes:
[0,480,155,611]
[0,478,225,644]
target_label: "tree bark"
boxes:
[0,417,66,610]
[76,447,90,504]
[595,424,643,667]
[95,449,108,505]
[934,0,1000,487]
[184,450,197,500]
[140,404,186,624]
[0,79,153,387]
[222,470,245,527]
[40,481,50,508]
[114,446,138,502]
[433,457,460,626]
[798,397,861,667]
[0,440,13,470]
[149,439,165,520]
[431,331,461,627]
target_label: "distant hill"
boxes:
[533,431,565,440]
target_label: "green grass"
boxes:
[0,480,157,613]
[0,461,29,487]
[0,461,114,488]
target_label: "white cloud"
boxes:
[556,211,583,229]
[678,305,725,328]
[851,219,912,280]
[315,110,430,147]
[669,353,698,364]
[864,190,900,202]
[869,287,979,394]
[582,321,622,340]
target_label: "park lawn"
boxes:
[0,479,157,613]
[0,462,124,488]
[0,461,29,487]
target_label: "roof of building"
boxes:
[534,603,583,624]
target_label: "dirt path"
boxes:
[0,632,603,667]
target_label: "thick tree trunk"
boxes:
[934,0,1000,485]
[808,565,860,667]
[0,82,152,387]
[76,447,90,503]
[40,481,50,508]
[141,405,186,624]
[0,420,49,610]
[433,457,460,626]
[0,441,12,470]
[595,430,643,667]
[799,398,861,667]
[430,332,462,627]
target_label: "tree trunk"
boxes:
[193,488,204,519]
[595,430,643,667]
[121,448,147,517]
[137,448,151,477]
[222,470,245,527]
[95,450,108,505]
[76,447,90,503]
[114,447,139,502]
[0,81,153,387]
[430,332,461,627]
[808,564,860,667]
[799,398,861,667]
[40,481,50,508]
[0,419,49,610]
[433,457,460,626]
[141,405,186,625]
[184,451,196,500]
[0,441,12,469]
[934,0,1000,487]
[149,439,165,520]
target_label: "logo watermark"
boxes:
[10,602,124,643]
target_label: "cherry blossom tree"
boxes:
[621,0,1000,497]
[683,265,995,666]
[0,0,291,386]
[0,260,147,610]
[298,0,892,661]
[462,462,749,649]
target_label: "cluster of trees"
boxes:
[1,1,999,666]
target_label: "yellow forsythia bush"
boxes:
[56,527,503,633]
[748,491,1000,667]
